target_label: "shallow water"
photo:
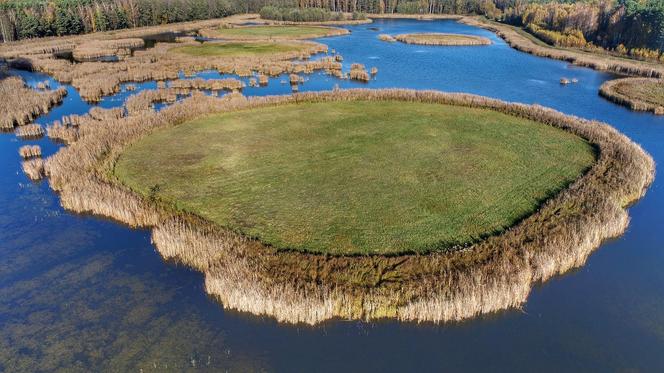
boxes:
[2,19,664,371]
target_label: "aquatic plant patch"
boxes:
[114,100,594,255]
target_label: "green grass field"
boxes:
[171,41,308,57]
[114,100,595,255]
[210,25,343,40]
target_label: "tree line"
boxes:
[2,0,663,59]
[0,0,244,42]
[502,0,664,60]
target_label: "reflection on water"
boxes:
[1,19,664,371]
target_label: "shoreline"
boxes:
[459,17,664,79]
[43,89,654,325]
[599,77,664,115]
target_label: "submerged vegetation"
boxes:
[599,78,664,115]
[394,33,491,46]
[39,88,653,324]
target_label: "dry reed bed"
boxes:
[349,63,370,81]
[15,124,45,139]
[72,38,145,62]
[378,34,396,42]
[0,76,67,130]
[167,78,245,91]
[460,17,664,78]
[4,39,334,102]
[394,33,491,46]
[19,145,42,159]
[198,25,350,40]
[47,108,126,144]
[42,89,654,325]
[599,78,664,115]
[23,158,45,181]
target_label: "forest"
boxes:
[1,0,663,58]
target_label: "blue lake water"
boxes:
[1,19,663,371]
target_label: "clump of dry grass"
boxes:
[47,121,79,144]
[378,34,396,42]
[22,158,45,180]
[41,89,654,325]
[0,76,67,130]
[167,78,245,91]
[19,145,42,159]
[15,124,45,138]
[395,33,492,46]
[36,80,50,90]
[349,63,370,82]
[599,77,664,115]
[89,107,124,121]
[125,88,182,114]
[257,73,269,86]
[289,73,303,85]
[370,67,378,76]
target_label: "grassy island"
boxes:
[199,25,349,40]
[45,89,653,324]
[115,100,594,255]
[394,33,491,46]
[599,78,664,115]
